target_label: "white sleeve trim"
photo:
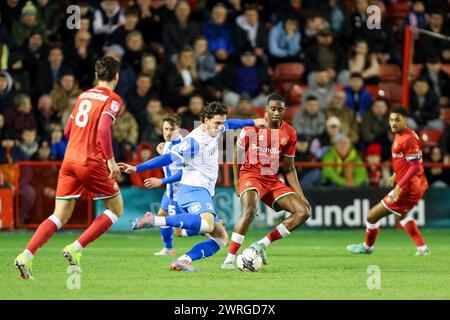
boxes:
[406,154,421,161]
[102,111,116,121]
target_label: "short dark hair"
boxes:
[95,56,121,81]
[124,6,139,17]
[267,93,285,104]
[390,106,408,117]
[200,101,228,122]
[350,72,363,79]
[414,76,429,84]
[162,113,182,127]
[305,95,319,102]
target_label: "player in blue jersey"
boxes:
[144,114,184,256]
[118,102,268,272]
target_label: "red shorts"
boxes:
[238,172,296,210]
[55,161,120,201]
[381,183,427,217]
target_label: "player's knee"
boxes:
[293,204,310,224]
[174,228,183,237]
[366,211,379,224]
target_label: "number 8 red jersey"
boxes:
[64,86,123,164]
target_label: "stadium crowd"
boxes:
[1,0,450,189]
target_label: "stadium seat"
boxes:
[286,84,304,103]
[419,129,443,147]
[252,107,266,118]
[378,82,403,105]
[379,64,402,83]
[386,1,410,19]
[365,85,379,98]
[273,63,305,83]
[441,108,450,125]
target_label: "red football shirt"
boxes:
[391,128,426,185]
[64,86,123,164]
[237,121,297,176]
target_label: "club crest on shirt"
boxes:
[244,181,252,187]
[281,137,288,146]
[190,202,201,213]
[111,100,120,113]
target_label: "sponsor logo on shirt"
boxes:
[392,152,404,158]
[190,202,201,213]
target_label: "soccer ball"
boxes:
[236,248,263,272]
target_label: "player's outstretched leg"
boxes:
[14,199,76,279]
[170,214,228,272]
[132,212,211,234]
[222,190,258,269]
[250,193,310,265]
[347,203,390,254]
[63,194,124,268]
[399,215,431,256]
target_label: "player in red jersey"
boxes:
[14,57,125,279]
[221,94,311,269]
[347,107,431,256]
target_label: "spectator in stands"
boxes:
[12,1,47,48]
[0,0,24,33]
[35,47,71,97]
[344,72,373,121]
[301,69,334,110]
[324,90,359,143]
[36,94,58,139]
[203,2,235,63]
[0,71,15,113]
[193,36,216,85]
[19,127,38,159]
[140,53,162,93]
[4,93,37,135]
[216,46,273,107]
[8,51,31,94]
[415,10,450,64]
[305,27,349,85]
[292,95,326,140]
[425,146,450,187]
[302,14,330,48]
[36,0,62,41]
[364,143,390,187]
[0,132,27,164]
[322,133,368,187]
[108,6,140,48]
[403,1,428,37]
[295,133,322,187]
[130,142,164,187]
[19,32,49,86]
[49,123,67,160]
[180,94,204,132]
[348,39,380,85]
[30,139,54,161]
[0,114,5,142]
[65,30,96,90]
[409,77,443,130]
[162,0,200,59]
[313,115,343,158]
[50,72,82,118]
[352,0,401,65]
[314,0,351,45]
[360,99,389,145]
[228,98,259,120]
[268,14,302,65]
[103,43,136,96]
[420,56,450,108]
[164,46,201,109]
[125,73,158,118]
[234,4,267,59]
[113,105,139,162]
[439,125,450,163]
[93,0,125,37]
[138,98,164,142]
[123,31,146,74]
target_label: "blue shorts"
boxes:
[160,193,182,216]
[176,184,217,217]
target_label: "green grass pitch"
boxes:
[1,229,449,299]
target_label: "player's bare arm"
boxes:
[282,157,310,209]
